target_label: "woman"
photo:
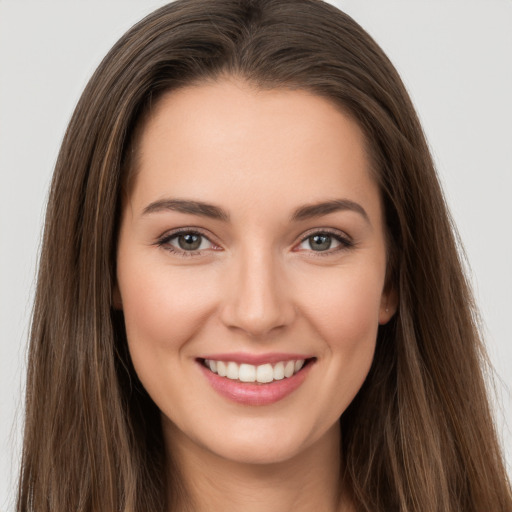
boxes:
[16,1,511,511]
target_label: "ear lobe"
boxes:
[379,286,398,325]
[112,284,123,310]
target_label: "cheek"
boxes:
[301,265,384,346]
[295,263,384,404]
[117,260,219,366]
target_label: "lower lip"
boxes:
[198,361,313,406]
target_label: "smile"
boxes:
[198,356,315,406]
[203,358,306,383]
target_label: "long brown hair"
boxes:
[17,1,511,511]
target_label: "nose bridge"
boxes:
[221,242,294,337]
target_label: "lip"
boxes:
[197,356,315,406]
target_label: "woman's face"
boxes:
[116,79,395,465]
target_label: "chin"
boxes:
[208,440,307,466]
[185,416,338,467]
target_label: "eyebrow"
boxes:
[291,199,370,224]
[141,198,370,224]
[142,199,230,221]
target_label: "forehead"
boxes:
[129,79,380,221]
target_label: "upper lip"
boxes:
[197,352,314,365]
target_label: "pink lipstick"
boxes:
[197,354,314,406]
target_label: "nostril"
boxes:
[218,273,296,337]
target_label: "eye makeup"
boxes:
[155,228,219,257]
[154,226,355,258]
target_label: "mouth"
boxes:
[199,357,315,384]
[197,356,316,405]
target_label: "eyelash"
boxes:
[155,228,354,258]
[296,228,354,257]
[155,228,216,257]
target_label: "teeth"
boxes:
[217,361,227,377]
[226,362,239,380]
[284,360,294,378]
[204,358,307,383]
[239,363,256,382]
[273,362,285,380]
[256,363,273,383]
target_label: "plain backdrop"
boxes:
[1,1,511,509]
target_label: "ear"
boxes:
[112,283,123,310]
[378,285,398,325]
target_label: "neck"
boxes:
[163,421,352,512]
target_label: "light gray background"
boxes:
[1,1,511,509]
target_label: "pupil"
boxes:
[178,233,201,250]
[310,234,331,251]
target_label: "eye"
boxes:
[157,230,217,255]
[173,232,208,251]
[296,230,352,254]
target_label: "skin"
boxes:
[116,79,396,512]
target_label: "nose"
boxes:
[219,248,296,338]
